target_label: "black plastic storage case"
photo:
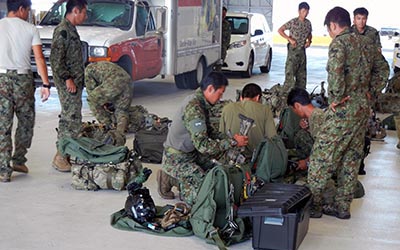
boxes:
[237,183,312,250]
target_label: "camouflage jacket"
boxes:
[283,17,312,48]
[327,28,389,110]
[84,61,131,105]
[50,19,84,84]
[351,24,382,49]
[309,107,324,138]
[164,89,231,156]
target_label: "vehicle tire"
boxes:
[174,73,186,89]
[241,53,253,78]
[117,57,133,79]
[260,49,272,73]
[185,58,206,90]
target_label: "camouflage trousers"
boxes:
[0,71,35,173]
[308,107,368,213]
[54,77,83,142]
[87,89,132,133]
[162,146,215,205]
[284,44,307,89]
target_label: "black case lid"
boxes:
[238,183,312,217]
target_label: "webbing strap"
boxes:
[209,228,228,250]
[106,171,113,189]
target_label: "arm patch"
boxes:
[60,30,68,39]
[189,118,207,134]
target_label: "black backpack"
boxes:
[133,115,171,163]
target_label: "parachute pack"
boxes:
[251,135,288,184]
[189,165,252,249]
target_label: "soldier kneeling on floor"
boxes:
[84,61,133,146]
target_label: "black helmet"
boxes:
[125,187,156,224]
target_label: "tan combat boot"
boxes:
[13,164,29,173]
[157,169,179,199]
[52,151,71,172]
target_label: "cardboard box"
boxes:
[237,183,312,250]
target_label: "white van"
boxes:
[222,12,273,78]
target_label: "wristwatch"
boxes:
[42,83,51,89]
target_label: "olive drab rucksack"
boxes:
[277,107,302,149]
[189,165,251,249]
[251,135,288,184]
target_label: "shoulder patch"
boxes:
[189,118,207,134]
[60,30,68,39]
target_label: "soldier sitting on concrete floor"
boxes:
[158,72,248,205]
[84,61,132,146]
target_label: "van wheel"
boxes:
[174,73,186,89]
[260,49,272,73]
[185,58,206,89]
[242,53,253,78]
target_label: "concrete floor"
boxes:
[1,45,399,250]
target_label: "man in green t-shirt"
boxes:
[219,83,276,160]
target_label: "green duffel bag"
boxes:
[71,150,144,191]
[58,136,129,164]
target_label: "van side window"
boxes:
[136,2,156,36]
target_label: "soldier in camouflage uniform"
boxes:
[307,7,389,219]
[84,61,132,146]
[50,0,87,172]
[215,6,231,72]
[285,87,324,184]
[160,72,248,205]
[0,0,51,182]
[351,7,382,53]
[278,2,312,89]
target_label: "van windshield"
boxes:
[40,0,134,30]
[226,17,248,35]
